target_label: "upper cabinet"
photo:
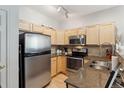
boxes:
[64,30,70,44]
[19,20,32,32]
[86,25,99,45]
[51,29,57,45]
[32,24,44,33]
[43,27,51,36]
[99,23,116,45]
[77,27,86,35]
[68,29,78,36]
[19,20,116,46]
[57,31,65,45]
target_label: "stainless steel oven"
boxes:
[67,56,83,70]
[67,48,88,70]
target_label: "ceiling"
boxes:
[28,5,118,21]
[63,5,117,16]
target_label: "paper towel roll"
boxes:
[111,56,118,71]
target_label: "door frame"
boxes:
[0,9,7,88]
[0,6,19,88]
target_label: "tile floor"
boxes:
[46,74,68,88]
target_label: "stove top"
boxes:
[69,55,86,58]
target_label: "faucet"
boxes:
[99,42,115,57]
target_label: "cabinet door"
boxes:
[57,31,65,45]
[77,28,86,35]
[68,30,78,36]
[57,56,67,74]
[61,56,67,74]
[0,10,7,87]
[100,24,115,45]
[86,25,99,45]
[43,27,51,36]
[64,31,70,44]
[19,20,32,31]
[32,24,44,33]
[51,58,57,77]
[57,56,62,73]
[51,30,57,45]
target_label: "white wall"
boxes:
[0,6,19,88]
[19,6,60,29]
[61,6,124,57]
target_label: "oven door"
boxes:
[67,57,83,70]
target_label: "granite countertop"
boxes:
[52,54,111,61]
[65,62,111,88]
[51,54,72,58]
[84,56,111,61]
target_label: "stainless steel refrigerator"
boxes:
[19,31,51,88]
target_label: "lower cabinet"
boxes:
[57,56,62,73]
[51,57,57,77]
[61,56,67,74]
[51,56,67,77]
[57,56,67,74]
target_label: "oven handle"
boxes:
[67,56,83,60]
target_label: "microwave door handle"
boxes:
[80,38,82,44]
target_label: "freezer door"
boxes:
[24,54,51,88]
[25,33,51,54]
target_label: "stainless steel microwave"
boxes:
[69,35,86,45]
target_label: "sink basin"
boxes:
[89,60,111,70]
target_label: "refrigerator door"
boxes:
[24,54,51,88]
[25,33,51,54]
[23,33,51,88]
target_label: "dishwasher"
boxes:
[105,64,124,88]
[112,65,124,88]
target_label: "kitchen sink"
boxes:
[89,60,111,70]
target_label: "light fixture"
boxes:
[65,11,68,18]
[57,6,69,18]
[57,6,62,12]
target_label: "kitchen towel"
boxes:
[111,56,118,71]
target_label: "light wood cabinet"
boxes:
[77,28,86,35]
[51,56,67,77]
[32,24,44,33]
[61,56,67,74]
[57,56,67,74]
[43,27,51,36]
[99,23,115,45]
[86,25,99,45]
[64,31,70,44]
[57,31,65,45]
[51,57,57,77]
[19,20,32,31]
[51,30,57,45]
[57,56,62,73]
[68,29,78,36]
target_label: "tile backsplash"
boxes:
[51,45,112,57]
[87,47,100,56]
